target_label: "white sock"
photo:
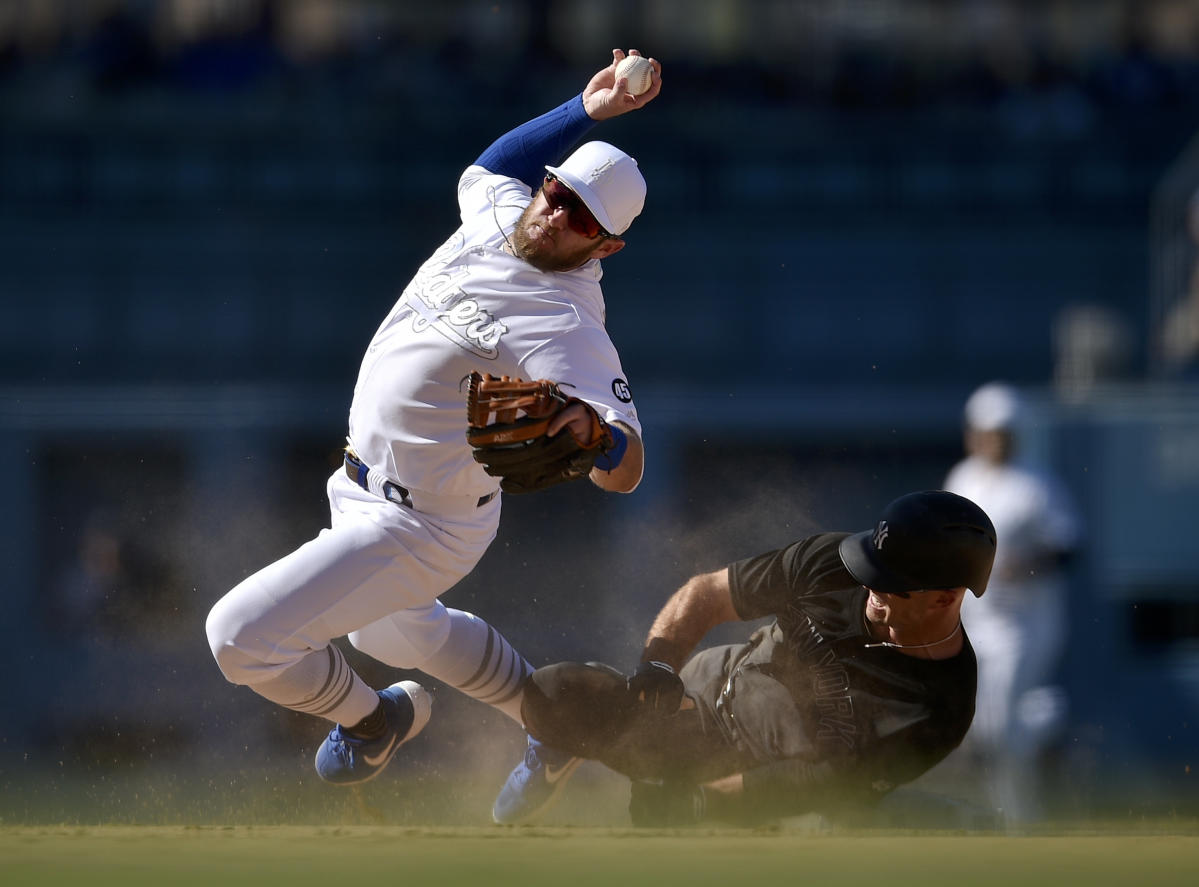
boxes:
[419,609,532,725]
[250,644,380,727]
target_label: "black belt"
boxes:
[344,451,498,509]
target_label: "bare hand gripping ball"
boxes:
[615,55,654,96]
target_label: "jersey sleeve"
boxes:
[517,325,641,437]
[457,167,532,231]
[727,533,850,622]
[472,94,597,189]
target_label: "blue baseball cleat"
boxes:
[314,680,432,785]
[492,736,583,824]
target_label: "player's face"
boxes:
[511,179,618,272]
[965,428,1012,465]
[540,174,612,238]
[865,586,965,631]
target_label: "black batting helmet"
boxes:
[838,490,997,598]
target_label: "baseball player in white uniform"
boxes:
[205,50,662,796]
[943,382,1081,823]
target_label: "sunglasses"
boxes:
[542,174,612,239]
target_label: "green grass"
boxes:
[4,755,1197,886]
[3,825,1199,887]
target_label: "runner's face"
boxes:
[865,587,965,629]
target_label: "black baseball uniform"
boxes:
[524,532,977,822]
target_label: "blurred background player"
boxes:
[205,50,661,793]
[943,381,1082,824]
[1159,189,1199,379]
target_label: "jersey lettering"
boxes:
[404,264,509,359]
[810,649,857,748]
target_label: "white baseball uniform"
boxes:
[943,454,1080,820]
[206,163,641,730]
[348,166,640,498]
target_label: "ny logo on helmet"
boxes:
[873,521,890,550]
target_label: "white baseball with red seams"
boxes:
[616,55,653,96]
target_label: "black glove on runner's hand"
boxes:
[626,660,685,713]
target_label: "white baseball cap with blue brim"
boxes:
[964,382,1022,431]
[545,140,646,236]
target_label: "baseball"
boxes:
[616,55,653,96]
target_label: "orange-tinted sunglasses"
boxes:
[542,174,612,239]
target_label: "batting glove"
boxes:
[626,660,685,713]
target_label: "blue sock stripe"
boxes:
[460,626,498,692]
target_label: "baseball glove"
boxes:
[465,371,615,494]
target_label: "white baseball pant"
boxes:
[205,469,529,728]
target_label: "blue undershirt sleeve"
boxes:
[473,94,598,189]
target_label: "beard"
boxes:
[509,202,598,273]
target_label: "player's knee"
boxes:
[523,661,628,755]
[205,594,261,686]
[205,599,239,681]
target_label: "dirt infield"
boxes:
[3,825,1198,887]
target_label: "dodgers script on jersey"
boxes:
[347,167,641,499]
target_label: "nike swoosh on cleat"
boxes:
[543,760,577,784]
[360,733,400,768]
